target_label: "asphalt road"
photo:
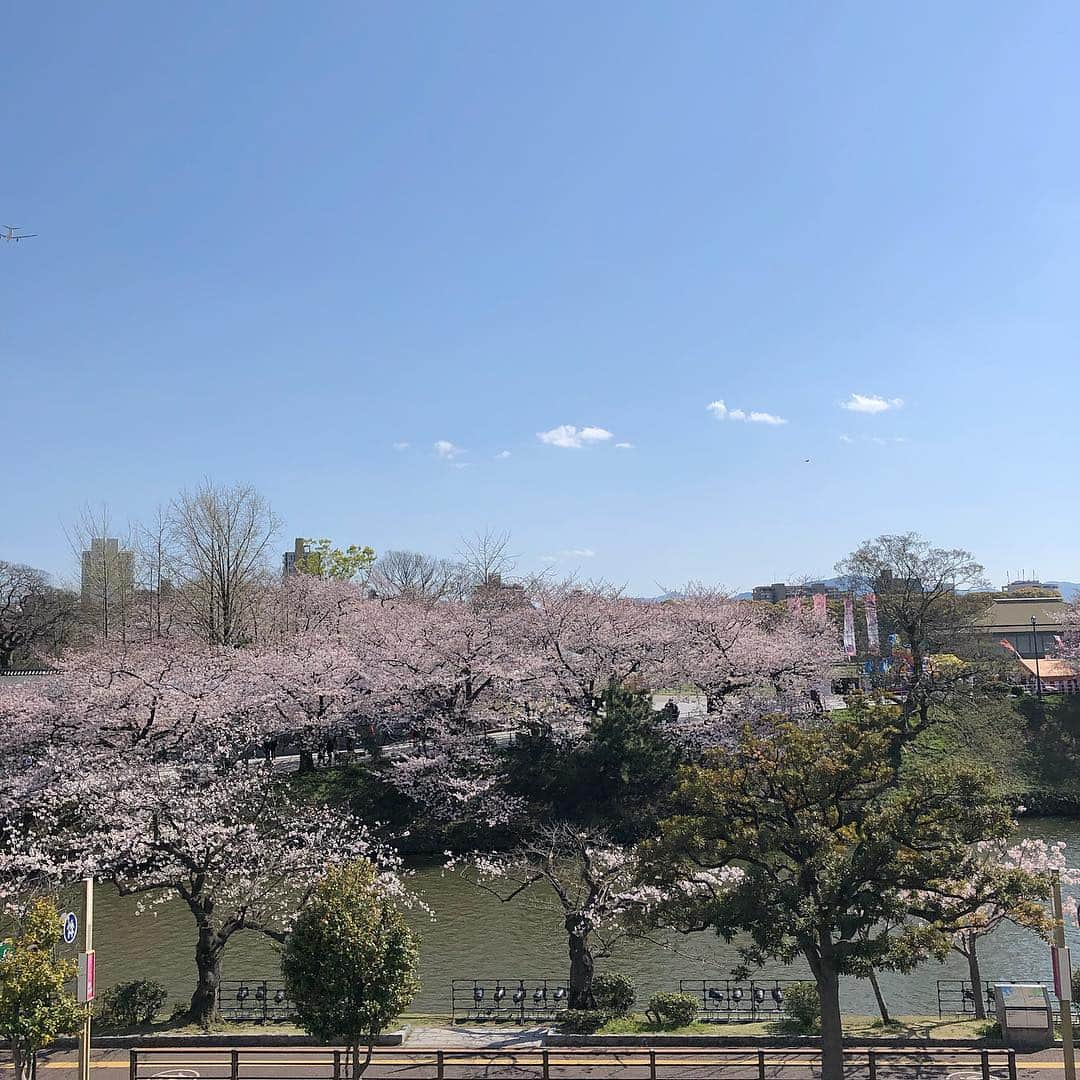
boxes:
[1,1047,1071,1080]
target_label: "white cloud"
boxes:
[840,393,904,414]
[434,440,464,459]
[541,547,597,562]
[707,400,787,425]
[614,442,634,450]
[392,441,410,450]
[494,450,512,459]
[843,433,908,447]
[537,424,614,449]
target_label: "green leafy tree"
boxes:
[640,702,1019,1080]
[297,540,376,583]
[281,861,419,1077]
[505,685,680,841]
[0,899,83,1080]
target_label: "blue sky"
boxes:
[3,2,1080,594]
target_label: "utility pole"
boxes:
[1052,871,1075,1080]
[77,878,94,1080]
[1032,616,1044,701]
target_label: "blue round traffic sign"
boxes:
[62,912,78,945]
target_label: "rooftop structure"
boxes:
[972,596,1067,659]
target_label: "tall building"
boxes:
[80,537,135,638]
[282,537,307,577]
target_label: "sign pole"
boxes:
[78,877,94,1080]
[1052,871,1076,1080]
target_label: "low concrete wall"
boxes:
[34,1033,404,1050]
[546,1034,1006,1048]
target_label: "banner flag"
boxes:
[843,596,857,657]
[813,592,828,622]
[864,593,880,655]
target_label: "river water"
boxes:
[70,818,1080,1019]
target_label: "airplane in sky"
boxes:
[2,225,36,242]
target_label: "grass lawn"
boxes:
[593,1015,997,1040]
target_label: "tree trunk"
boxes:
[817,962,845,1080]
[12,1041,30,1080]
[188,924,224,1027]
[349,1040,375,1078]
[567,926,596,1009]
[868,969,891,1026]
[967,933,986,1020]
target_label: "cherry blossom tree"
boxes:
[347,592,541,825]
[656,586,839,742]
[452,824,741,1009]
[527,582,670,718]
[241,636,372,772]
[932,838,1079,1019]
[0,643,405,1027]
[80,758,396,1025]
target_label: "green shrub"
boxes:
[782,982,820,1032]
[592,973,635,1015]
[558,1008,616,1033]
[647,992,698,1028]
[95,980,168,1027]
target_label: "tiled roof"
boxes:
[975,597,1066,630]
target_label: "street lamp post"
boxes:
[1032,615,1044,700]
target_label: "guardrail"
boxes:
[679,979,798,1022]
[937,979,996,1018]
[218,981,293,1023]
[937,978,1080,1023]
[450,977,568,1021]
[129,1045,1019,1080]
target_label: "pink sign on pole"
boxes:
[865,593,880,656]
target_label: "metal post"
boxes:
[869,1049,877,1080]
[332,1050,341,1080]
[542,1048,550,1080]
[758,1048,766,1080]
[1053,871,1076,1080]
[128,1050,137,1080]
[649,1048,657,1080]
[436,1050,444,1080]
[1032,616,1043,700]
[1007,1049,1018,1080]
[980,1049,990,1080]
[230,1049,239,1080]
[78,878,94,1080]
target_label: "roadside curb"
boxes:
[35,1033,405,1050]
[545,1035,1008,1048]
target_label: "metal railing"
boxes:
[679,979,798,1022]
[937,978,1080,1022]
[218,980,293,1023]
[937,979,996,1019]
[450,977,568,1021]
[129,1046,1019,1080]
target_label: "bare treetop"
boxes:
[456,528,517,589]
[165,480,281,646]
